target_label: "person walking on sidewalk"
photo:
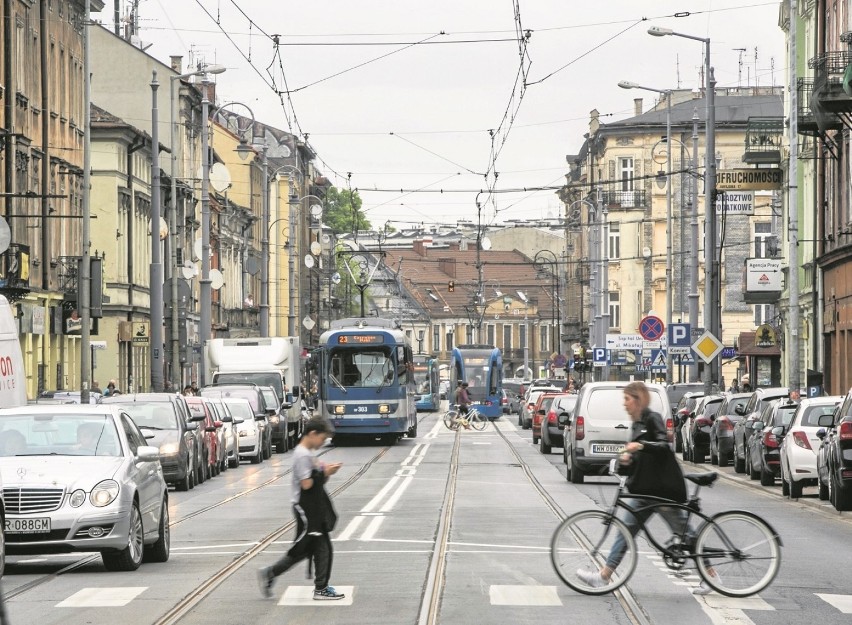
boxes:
[258,418,344,600]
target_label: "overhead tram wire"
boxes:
[390,134,485,177]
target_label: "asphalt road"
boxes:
[2,405,851,625]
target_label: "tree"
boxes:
[323,187,370,235]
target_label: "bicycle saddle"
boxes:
[684,472,718,487]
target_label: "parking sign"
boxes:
[669,323,691,355]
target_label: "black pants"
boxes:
[271,505,333,590]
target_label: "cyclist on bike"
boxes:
[454,381,471,415]
[576,381,719,595]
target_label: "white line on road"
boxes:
[380,476,414,512]
[815,594,852,614]
[57,587,147,608]
[359,516,385,541]
[360,475,401,513]
[489,585,561,606]
[336,515,366,541]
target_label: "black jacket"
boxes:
[625,408,686,502]
[298,469,338,533]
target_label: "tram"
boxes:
[413,355,441,411]
[449,344,503,419]
[314,318,418,440]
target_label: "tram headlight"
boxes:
[378,404,390,414]
[332,405,345,415]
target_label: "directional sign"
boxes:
[650,349,667,370]
[593,348,607,367]
[669,323,691,355]
[639,315,665,342]
[606,333,643,350]
[691,330,724,364]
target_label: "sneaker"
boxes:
[258,566,274,599]
[692,578,718,596]
[576,568,606,589]
[314,586,345,600]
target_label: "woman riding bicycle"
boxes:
[576,381,718,595]
[454,381,471,415]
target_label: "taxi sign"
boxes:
[691,331,724,364]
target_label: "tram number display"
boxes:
[337,334,384,344]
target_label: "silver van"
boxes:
[563,381,671,484]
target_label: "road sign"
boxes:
[669,323,691,346]
[593,348,607,367]
[639,315,665,341]
[650,349,667,370]
[678,352,695,365]
[606,333,643,350]
[691,331,724,364]
[721,346,737,359]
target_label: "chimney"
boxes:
[439,257,456,278]
[170,56,183,74]
[413,240,427,257]
[634,98,643,116]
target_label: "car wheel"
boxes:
[718,451,729,468]
[675,432,682,454]
[693,449,705,464]
[818,475,829,500]
[789,478,803,499]
[710,447,718,465]
[682,444,689,461]
[228,454,240,469]
[407,419,418,438]
[780,474,790,496]
[540,438,552,454]
[251,449,262,464]
[517,413,523,427]
[176,464,191,492]
[0,518,5,577]
[569,451,584,484]
[734,450,745,474]
[834,473,852,511]
[197,457,206,484]
[276,439,287,454]
[102,503,144,572]
[748,453,760,481]
[144,497,170,563]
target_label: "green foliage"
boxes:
[324,187,370,235]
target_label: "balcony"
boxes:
[56,255,81,296]
[743,117,783,164]
[600,190,646,209]
[217,307,260,337]
[808,51,852,114]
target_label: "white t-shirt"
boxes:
[291,445,317,504]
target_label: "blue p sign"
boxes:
[669,323,691,347]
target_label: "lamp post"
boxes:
[619,81,673,383]
[149,71,164,392]
[271,165,307,337]
[534,250,559,361]
[649,25,718,393]
[169,64,225,390]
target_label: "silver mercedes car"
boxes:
[0,405,170,571]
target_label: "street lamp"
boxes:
[649,25,719,393]
[619,80,674,383]
[168,64,225,390]
[272,165,306,336]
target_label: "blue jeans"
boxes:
[605,497,692,571]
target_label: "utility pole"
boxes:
[704,63,719,395]
[259,143,270,337]
[788,0,800,392]
[80,0,92,404]
[689,108,700,382]
[199,81,212,387]
[149,71,164,392]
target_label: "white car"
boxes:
[0,405,169,571]
[207,398,242,469]
[779,396,839,498]
[224,398,262,464]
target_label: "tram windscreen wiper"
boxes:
[329,373,347,394]
[376,373,393,394]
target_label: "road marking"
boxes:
[701,595,773,611]
[57,587,147,608]
[816,594,852,614]
[360,516,385,541]
[472,442,492,445]
[489,585,561,606]
[336,515,365,541]
[423,418,443,440]
[278,585,354,606]
[361,475,401,513]
[380,476,414,512]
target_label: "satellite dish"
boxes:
[0,218,10,255]
[159,217,169,241]
[278,144,292,158]
[481,236,492,251]
[310,204,323,219]
[181,261,195,280]
[210,269,225,290]
[310,241,322,256]
[245,257,260,276]
[331,272,342,285]
[304,254,315,269]
[321,233,331,244]
[193,238,203,261]
[642,246,651,258]
[209,163,232,193]
[302,315,316,330]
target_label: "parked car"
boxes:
[206,397,242,469]
[666,383,709,417]
[184,396,223,477]
[780,396,839,498]
[101,393,198,491]
[746,399,798,486]
[709,392,751,466]
[541,393,577,454]
[816,388,852,511]
[673,391,704,453]
[222,397,263,463]
[531,393,561,446]
[732,387,789,473]
[258,385,288,453]
[520,389,552,429]
[200,385,273,460]
[563,382,670,484]
[500,389,510,414]
[502,379,526,414]
[0,405,169,571]
[683,395,724,464]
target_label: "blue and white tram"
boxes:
[413,355,440,412]
[315,318,418,440]
[450,344,503,420]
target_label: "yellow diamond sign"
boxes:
[691,331,724,364]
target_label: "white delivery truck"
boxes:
[205,337,303,451]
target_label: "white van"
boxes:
[0,295,26,408]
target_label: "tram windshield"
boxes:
[328,347,395,388]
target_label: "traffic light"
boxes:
[448,280,455,292]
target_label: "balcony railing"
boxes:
[56,255,81,296]
[743,117,783,164]
[219,307,260,332]
[600,190,646,208]
[808,51,852,114]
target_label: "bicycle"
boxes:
[442,405,487,431]
[550,460,782,597]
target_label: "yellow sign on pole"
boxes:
[691,330,724,364]
[716,169,783,191]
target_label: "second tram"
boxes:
[450,344,503,420]
[413,355,441,411]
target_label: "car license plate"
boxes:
[591,444,624,454]
[5,517,51,534]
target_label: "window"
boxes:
[540,325,549,352]
[754,222,772,258]
[608,222,621,259]
[447,330,454,352]
[503,324,512,351]
[122,415,146,456]
[619,157,634,191]
[608,291,621,328]
[754,304,771,326]
[486,324,495,346]
[466,324,473,343]
[519,324,527,349]
[433,326,440,352]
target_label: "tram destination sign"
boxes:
[338,334,385,344]
[716,169,782,191]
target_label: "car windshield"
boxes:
[724,397,748,418]
[0,413,121,457]
[774,405,798,427]
[214,372,283,399]
[261,389,278,409]
[703,401,723,419]
[202,388,260,412]
[223,400,254,419]
[109,403,178,430]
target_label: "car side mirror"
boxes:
[136,445,160,462]
[292,386,301,398]
[190,415,206,422]
[818,414,834,427]
[255,415,267,421]
[266,409,277,417]
[771,425,785,438]
[752,421,764,431]
[205,426,217,433]
[213,420,223,428]
[186,422,198,431]
[233,417,245,424]
[221,415,233,423]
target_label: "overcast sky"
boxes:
[117,1,785,229]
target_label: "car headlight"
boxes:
[69,489,86,508]
[269,415,280,424]
[90,480,119,507]
[159,442,180,455]
[239,430,250,437]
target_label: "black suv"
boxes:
[816,388,852,511]
[732,387,788,474]
[200,384,273,460]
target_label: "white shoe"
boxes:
[692,578,717,595]
[576,568,606,588]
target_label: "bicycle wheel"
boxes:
[469,411,487,431]
[550,510,636,595]
[694,511,781,597]
[443,411,459,431]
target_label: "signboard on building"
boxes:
[606,333,643,350]
[744,258,783,304]
[716,168,783,191]
[715,191,754,215]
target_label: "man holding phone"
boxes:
[259,417,345,600]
